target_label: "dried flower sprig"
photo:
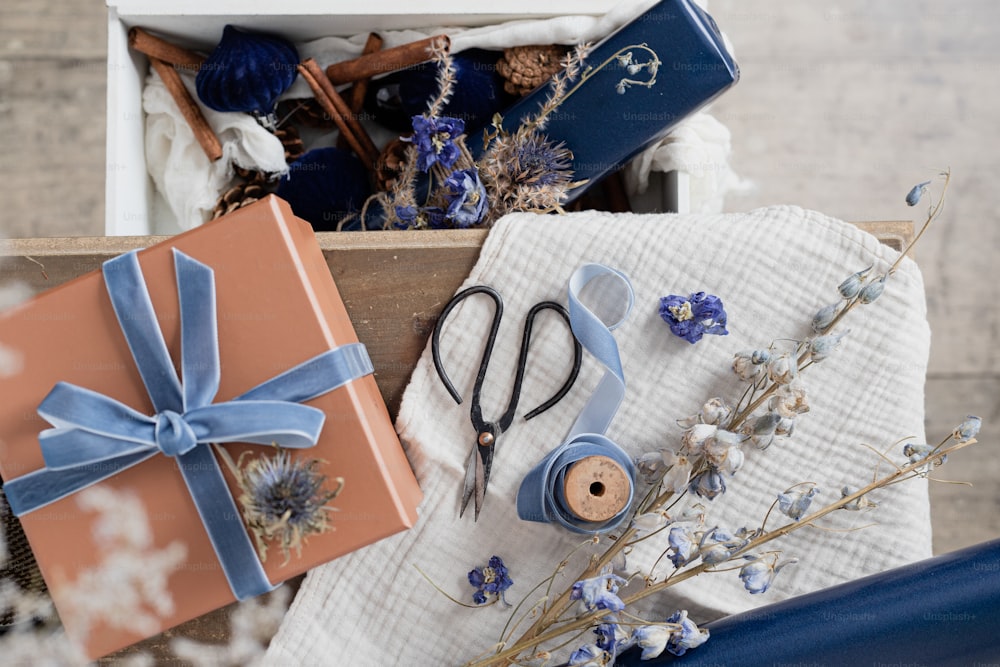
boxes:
[461,172,966,666]
[216,445,344,565]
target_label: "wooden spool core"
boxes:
[562,455,631,523]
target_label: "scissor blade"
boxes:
[473,448,486,520]
[459,445,478,518]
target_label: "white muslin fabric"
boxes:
[265,207,932,666]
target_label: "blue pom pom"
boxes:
[276,148,372,231]
[196,25,299,115]
[367,49,514,135]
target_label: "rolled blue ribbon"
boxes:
[516,264,637,534]
[2,248,373,600]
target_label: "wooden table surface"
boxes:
[0,222,909,662]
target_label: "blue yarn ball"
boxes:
[196,25,299,115]
[366,49,514,135]
[276,148,372,231]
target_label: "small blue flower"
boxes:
[664,610,710,656]
[667,525,697,568]
[905,180,931,206]
[954,415,982,443]
[739,556,796,594]
[811,302,841,333]
[568,644,610,666]
[659,292,728,344]
[441,168,488,227]
[739,557,774,594]
[632,625,671,660]
[689,466,727,500]
[570,570,628,612]
[777,486,819,521]
[407,115,465,172]
[468,555,513,605]
[595,619,634,656]
[838,264,873,299]
[857,274,887,304]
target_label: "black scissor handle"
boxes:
[431,284,583,435]
[497,301,582,432]
[431,285,503,407]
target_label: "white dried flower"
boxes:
[766,353,798,385]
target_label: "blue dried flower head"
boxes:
[739,555,797,594]
[233,448,343,565]
[811,301,841,333]
[407,115,465,172]
[809,330,849,362]
[568,644,610,667]
[632,625,671,660]
[442,168,488,227]
[659,292,728,344]
[838,264,874,299]
[664,610,710,656]
[570,570,627,612]
[689,466,727,499]
[906,180,932,206]
[668,525,697,568]
[777,486,819,521]
[858,274,887,304]
[595,618,634,656]
[954,415,982,443]
[468,555,513,605]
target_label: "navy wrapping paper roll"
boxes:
[472,0,738,202]
[616,538,1000,666]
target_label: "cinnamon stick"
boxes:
[337,33,384,151]
[129,27,205,71]
[297,58,379,169]
[148,57,223,162]
[325,35,450,85]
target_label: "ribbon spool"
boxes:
[517,264,637,534]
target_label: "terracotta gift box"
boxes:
[0,195,422,658]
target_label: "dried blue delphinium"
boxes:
[570,569,627,612]
[838,264,873,299]
[953,415,982,442]
[440,168,488,227]
[857,274,887,304]
[196,25,299,126]
[738,555,797,594]
[776,486,820,521]
[689,466,727,499]
[905,180,932,206]
[568,644,610,667]
[406,115,465,172]
[595,618,634,659]
[218,446,344,565]
[659,292,729,344]
[468,555,513,605]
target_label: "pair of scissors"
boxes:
[432,285,583,520]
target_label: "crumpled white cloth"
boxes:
[142,70,290,231]
[142,0,738,231]
[265,206,932,666]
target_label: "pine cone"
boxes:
[212,169,270,219]
[375,137,410,192]
[275,125,306,164]
[497,45,569,96]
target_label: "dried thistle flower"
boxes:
[221,447,344,565]
[478,126,576,222]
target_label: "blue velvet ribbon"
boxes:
[2,248,373,600]
[516,264,637,534]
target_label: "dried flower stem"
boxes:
[471,432,974,666]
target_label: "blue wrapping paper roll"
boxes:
[616,538,1000,665]
[472,0,738,202]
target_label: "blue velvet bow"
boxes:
[2,248,373,600]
